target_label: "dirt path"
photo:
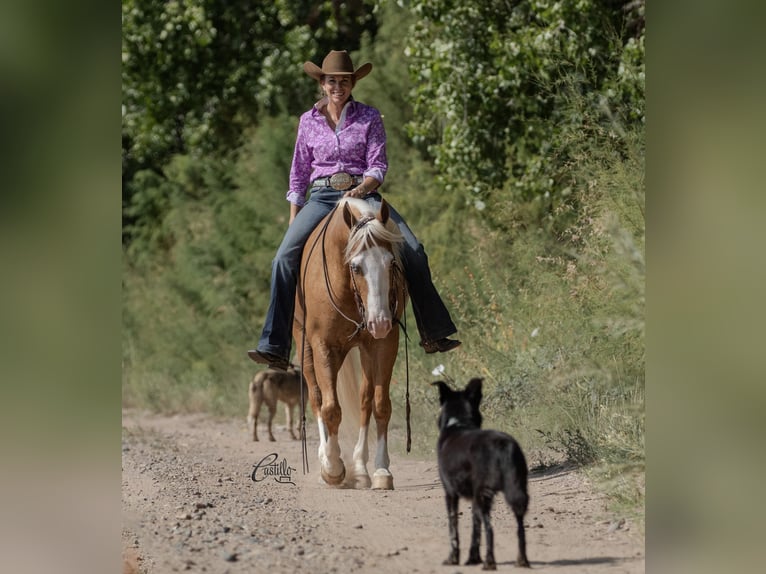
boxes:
[122,410,643,573]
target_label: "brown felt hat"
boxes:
[303,50,372,82]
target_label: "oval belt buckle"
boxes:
[329,172,353,191]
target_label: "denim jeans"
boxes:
[256,188,457,358]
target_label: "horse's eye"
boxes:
[350,263,362,274]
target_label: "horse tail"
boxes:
[336,347,363,447]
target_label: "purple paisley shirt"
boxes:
[286,97,387,206]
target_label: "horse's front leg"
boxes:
[350,372,374,489]
[371,382,393,489]
[362,345,395,490]
[313,350,346,486]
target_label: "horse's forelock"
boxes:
[340,199,403,263]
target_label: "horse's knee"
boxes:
[320,402,342,431]
[373,396,392,422]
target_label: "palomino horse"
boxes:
[294,197,407,489]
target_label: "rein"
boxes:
[321,212,368,337]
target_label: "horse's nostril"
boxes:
[368,318,392,339]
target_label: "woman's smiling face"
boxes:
[322,75,354,105]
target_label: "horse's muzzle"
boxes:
[367,317,392,339]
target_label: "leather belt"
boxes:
[311,172,364,191]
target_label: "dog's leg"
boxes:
[504,472,530,567]
[250,385,262,442]
[247,414,256,441]
[266,397,277,442]
[478,497,496,570]
[466,501,484,566]
[514,511,530,567]
[285,403,297,440]
[443,493,460,565]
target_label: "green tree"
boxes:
[122,0,379,243]
[404,0,644,216]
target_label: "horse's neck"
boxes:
[326,213,352,264]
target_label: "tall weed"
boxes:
[389,105,644,483]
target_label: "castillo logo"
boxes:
[251,453,296,486]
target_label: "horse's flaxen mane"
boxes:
[340,197,404,263]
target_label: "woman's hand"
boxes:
[344,176,378,199]
[345,186,368,198]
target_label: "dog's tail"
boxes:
[503,443,530,517]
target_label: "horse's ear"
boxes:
[431,380,452,405]
[378,198,390,225]
[465,378,483,407]
[343,201,358,228]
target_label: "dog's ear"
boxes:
[465,378,483,407]
[431,381,452,404]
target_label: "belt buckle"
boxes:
[329,172,353,191]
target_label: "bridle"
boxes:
[320,212,402,339]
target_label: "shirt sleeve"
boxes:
[363,110,387,185]
[286,115,313,206]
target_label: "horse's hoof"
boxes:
[371,469,394,490]
[320,466,346,486]
[352,474,372,489]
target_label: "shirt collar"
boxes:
[313,96,356,115]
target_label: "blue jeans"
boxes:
[256,188,457,358]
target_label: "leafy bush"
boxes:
[404,0,645,210]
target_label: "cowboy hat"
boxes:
[303,50,372,82]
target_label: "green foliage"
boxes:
[404,0,645,210]
[122,0,380,169]
[416,103,645,473]
[122,0,380,246]
[123,113,299,415]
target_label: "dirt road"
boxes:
[122,410,643,573]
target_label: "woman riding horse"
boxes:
[247,50,460,372]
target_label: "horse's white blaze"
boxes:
[351,247,393,339]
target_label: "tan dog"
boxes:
[247,365,306,441]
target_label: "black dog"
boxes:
[433,378,530,570]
